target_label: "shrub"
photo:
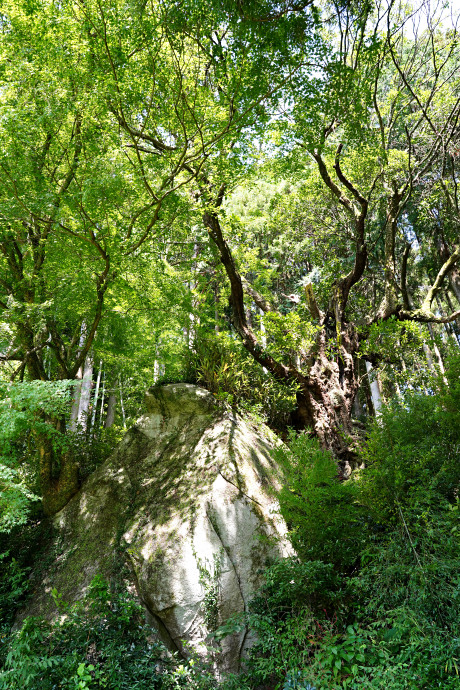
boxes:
[191,332,297,430]
[0,380,74,531]
[360,360,460,523]
[0,551,30,667]
[274,432,367,570]
[0,575,216,690]
[353,499,460,629]
[224,359,460,689]
[217,558,348,689]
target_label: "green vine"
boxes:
[195,550,224,632]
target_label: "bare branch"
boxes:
[311,151,358,218]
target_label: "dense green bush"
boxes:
[274,432,368,570]
[229,559,347,687]
[297,617,460,689]
[0,380,74,531]
[361,391,460,522]
[354,499,460,629]
[0,575,216,690]
[0,551,30,667]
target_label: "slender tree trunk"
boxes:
[153,359,160,383]
[214,279,220,333]
[119,380,127,429]
[365,361,382,414]
[69,326,86,431]
[104,389,117,428]
[153,342,161,383]
[427,324,448,384]
[450,271,460,303]
[444,290,460,346]
[91,360,103,431]
[352,390,364,418]
[69,370,82,431]
[77,354,93,431]
[98,372,106,428]
[259,308,267,348]
[188,243,200,348]
[259,307,268,373]
[422,338,436,372]
[363,371,375,417]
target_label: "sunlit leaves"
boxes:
[0,380,74,531]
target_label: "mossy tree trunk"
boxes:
[202,161,459,465]
[36,416,79,517]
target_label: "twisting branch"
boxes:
[398,307,460,325]
[383,246,460,325]
[311,150,357,217]
[421,246,460,313]
[202,194,309,388]
[400,243,411,311]
[311,146,369,316]
[333,144,367,206]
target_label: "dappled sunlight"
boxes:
[19,386,290,675]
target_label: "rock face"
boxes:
[23,384,292,674]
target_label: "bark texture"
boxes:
[37,417,79,517]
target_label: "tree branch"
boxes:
[311,151,358,218]
[421,246,460,313]
[400,242,411,311]
[203,204,309,388]
[241,277,275,313]
[333,144,367,206]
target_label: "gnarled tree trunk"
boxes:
[292,325,360,464]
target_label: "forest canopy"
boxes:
[0,0,459,514]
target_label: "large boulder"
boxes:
[22,384,292,674]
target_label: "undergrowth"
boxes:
[218,357,460,689]
[0,575,215,690]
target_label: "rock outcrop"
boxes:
[22,384,292,673]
